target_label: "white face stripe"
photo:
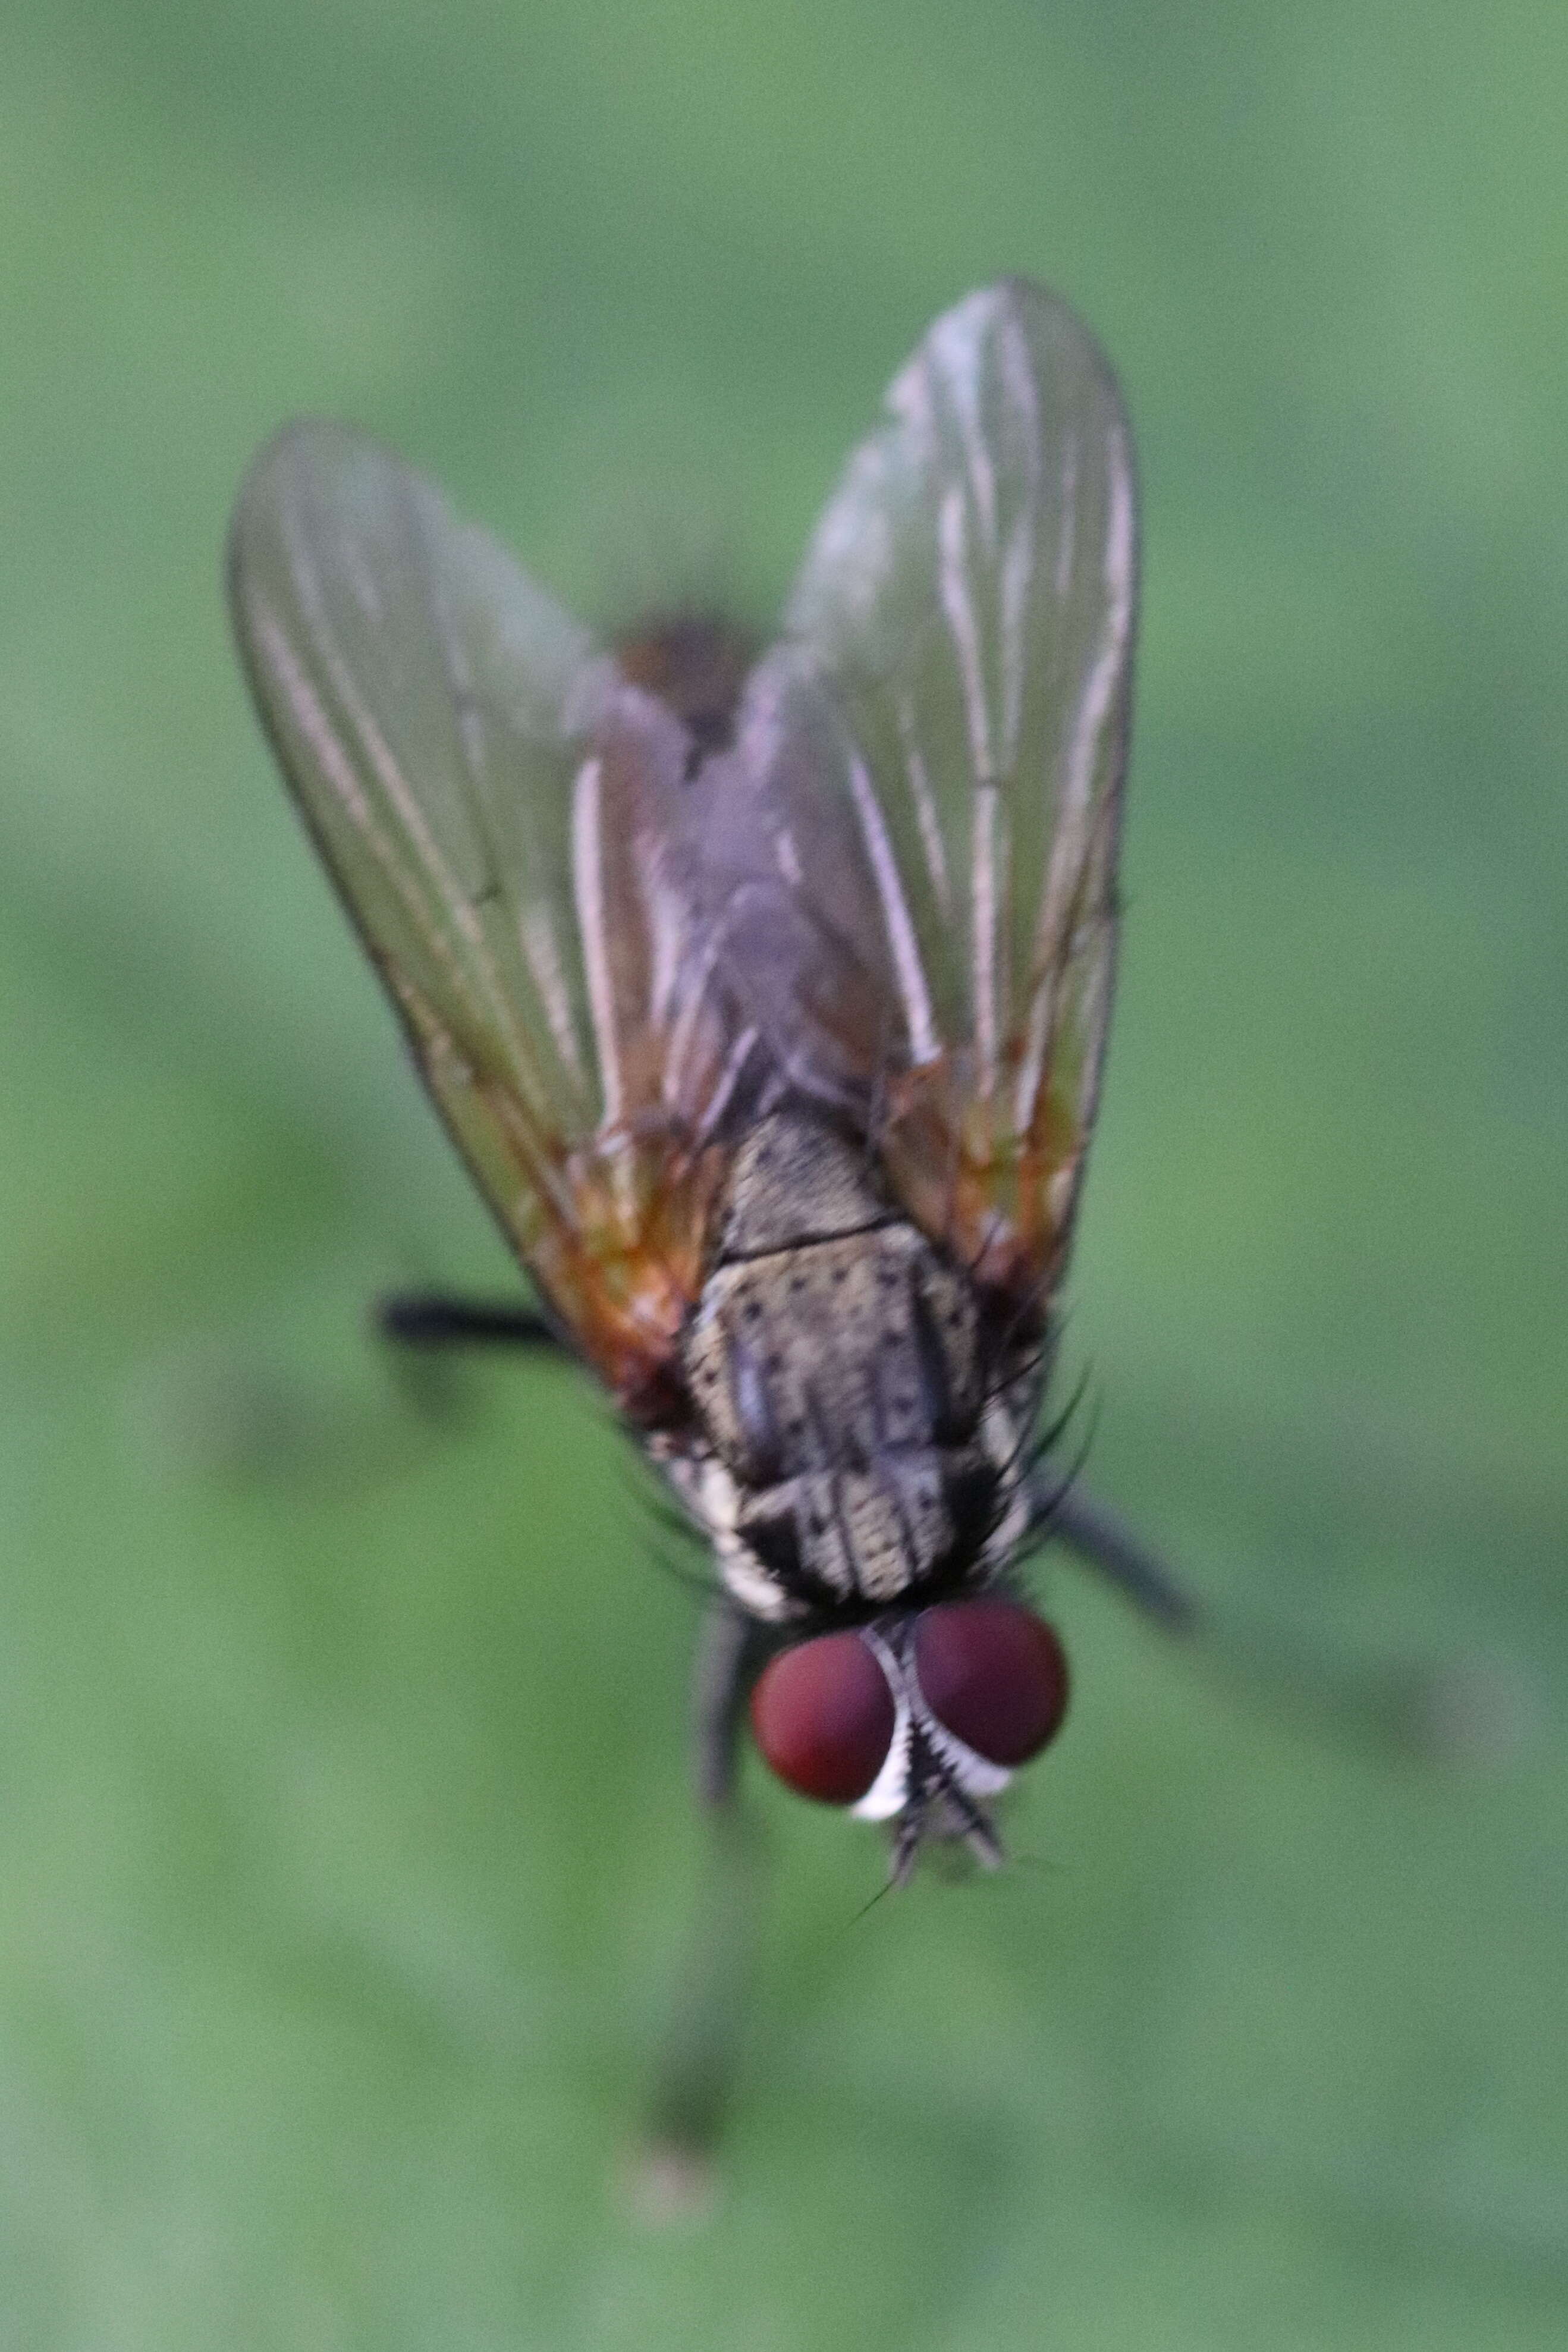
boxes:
[850,1628,915,1819]
[850,1626,1012,1822]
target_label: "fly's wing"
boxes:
[229,423,758,1420]
[720,280,1137,1323]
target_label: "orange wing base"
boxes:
[510,1119,730,1427]
[882,1058,1085,1341]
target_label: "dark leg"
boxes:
[376,1293,565,1351]
[1039,1479,1522,1765]
[1038,1480,1199,1634]
[634,1606,777,2213]
[688,1603,778,1807]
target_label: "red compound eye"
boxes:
[750,1632,896,1804]
[913,1600,1069,1767]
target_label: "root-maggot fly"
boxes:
[230,280,1164,1884]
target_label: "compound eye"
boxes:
[750,1632,896,1804]
[913,1600,1069,1767]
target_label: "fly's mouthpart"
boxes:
[851,1621,1013,1879]
[886,1735,1008,1888]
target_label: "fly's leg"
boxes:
[687,1602,778,1808]
[375,1294,569,1424]
[376,1293,565,1349]
[1041,1482,1199,1634]
[635,1606,778,2213]
[1039,1478,1526,1765]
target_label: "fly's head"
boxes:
[748,1597,1070,1881]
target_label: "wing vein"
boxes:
[282,502,549,1109]
[972,779,1004,1098]
[845,743,940,1066]
[254,606,487,1027]
[895,693,953,921]
[937,488,994,785]
[570,755,620,1126]
[1013,431,1135,1133]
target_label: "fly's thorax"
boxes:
[684,1112,982,1497]
[667,1378,1038,1625]
[713,1112,892,1259]
[675,1106,1037,1619]
[685,1220,979,1483]
[731,1436,1005,1610]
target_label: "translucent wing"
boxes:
[719,280,1137,1320]
[228,423,758,1419]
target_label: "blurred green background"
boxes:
[3,2,1566,2344]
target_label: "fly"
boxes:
[228,279,1186,1891]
